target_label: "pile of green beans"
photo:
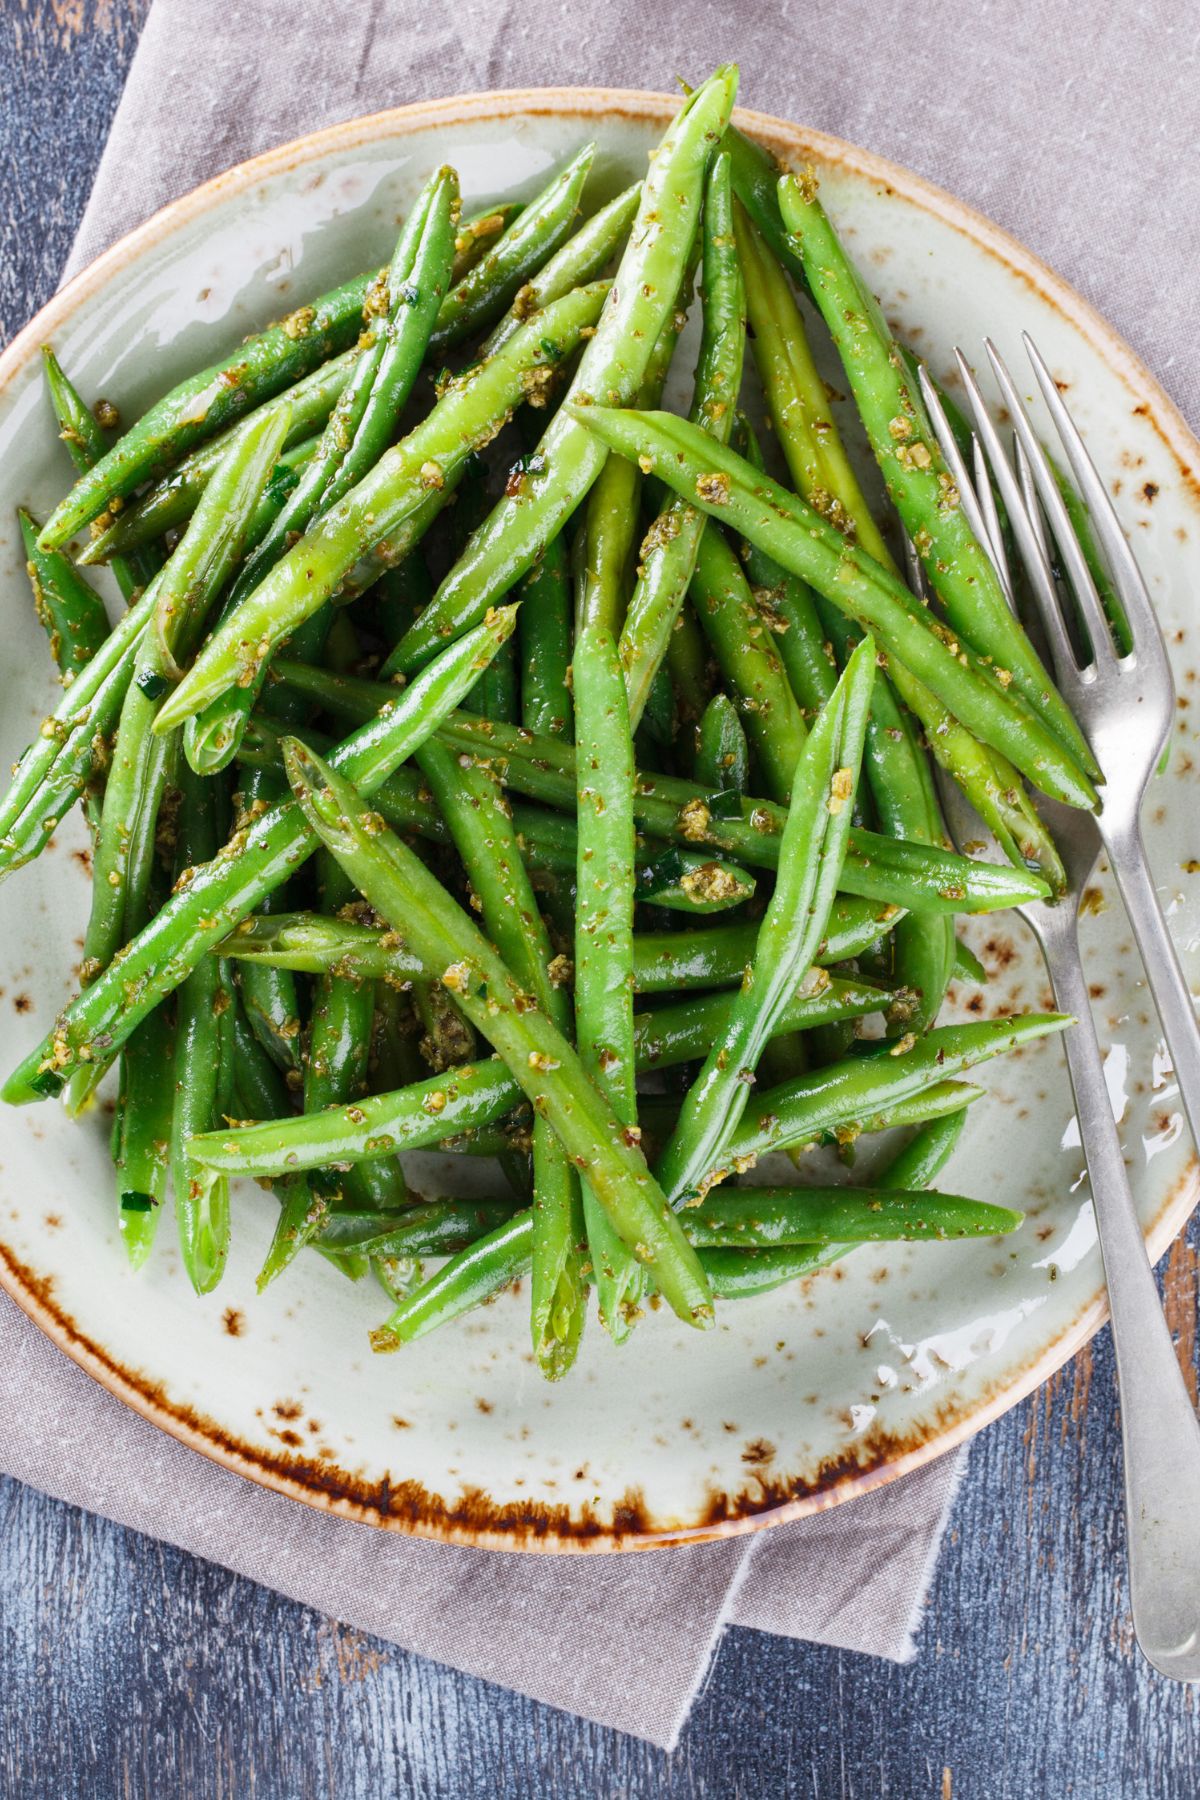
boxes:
[6,68,1089,1375]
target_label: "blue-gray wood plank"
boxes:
[1,7,1198,1794]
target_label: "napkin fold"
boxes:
[21,0,1139,1749]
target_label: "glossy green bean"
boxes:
[280,737,714,1327]
[379,1210,534,1346]
[39,347,160,599]
[19,508,110,685]
[518,535,574,738]
[114,1000,175,1269]
[390,69,739,673]
[568,406,1099,811]
[156,282,608,734]
[232,768,303,1076]
[631,901,904,992]
[694,692,749,792]
[170,768,231,1293]
[3,608,517,1105]
[721,1013,1069,1172]
[316,1199,519,1259]
[686,1185,1022,1245]
[450,203,522,282]
[573,623,645,1338]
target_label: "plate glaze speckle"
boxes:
[1,90,1199,1551]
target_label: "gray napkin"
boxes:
[13,0,1191,1750]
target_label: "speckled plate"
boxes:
[1,89,1198,1552]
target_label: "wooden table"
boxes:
[2,7,1198,1794]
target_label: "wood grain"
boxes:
[1,5,1199,1794]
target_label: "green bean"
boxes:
[39,347,160,599]
[573,623,645,1337]
[952,938,988,985]
[518,535,574,737]
[374,548,434,646]
[78,406,291,1014]
[881,1107,970,1189]
[156,282,608,734]
[633,846,754,913]
[19,509,110,685]
[722,1012,1069,1172]
[631,901,904,992]
[415,733,586,1376]
[567,405,1099,811]
[724,124,810,292]
[618,148,746,727]
[481,183,641,355]
[698,1242,837,1299]
[230,1004,294,1121]
[316,1198,519,1259]
[688,526,808,802]
[378,1210,533,1347]
[390,70,739,673]
[114,1001,175,1269]
[776,172,1098,782]
[231,769,303,1076]
[429,146,594,352]
[450,203,522,282]
[686,1185,1022,1246]
[3,608,517,1105]
[82,352,355,561]
[432,711,1050,910]
[170,767,232,1293]
[280,737,714,1327]
[694,692,749,792]
[39,267,381,549]
[655,635,875,1205]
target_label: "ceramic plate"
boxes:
[2,89,1198,1552]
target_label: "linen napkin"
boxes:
[11,0,1194,1750]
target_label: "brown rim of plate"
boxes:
[1,87,1198,1554]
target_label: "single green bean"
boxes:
[39,347,160,599]
[379,1210,533,1346]
[518,534,574,738]
[686,1185,1022,1245]
[450,203,522,282]
[694,692,750,792]
[170,767,232,1293]
[722,1012,1069,1172]
[19,509,110,685]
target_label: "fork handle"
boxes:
[1103,816,1200,1157]
[1041,908,1200,1679]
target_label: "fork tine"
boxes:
[982,339,1116,668]
[953,348,1079,687]
[1021,332,1162,654]
[914,366,1009,594]
[971,435,1012,595]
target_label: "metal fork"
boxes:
[911,345,1200,1681]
